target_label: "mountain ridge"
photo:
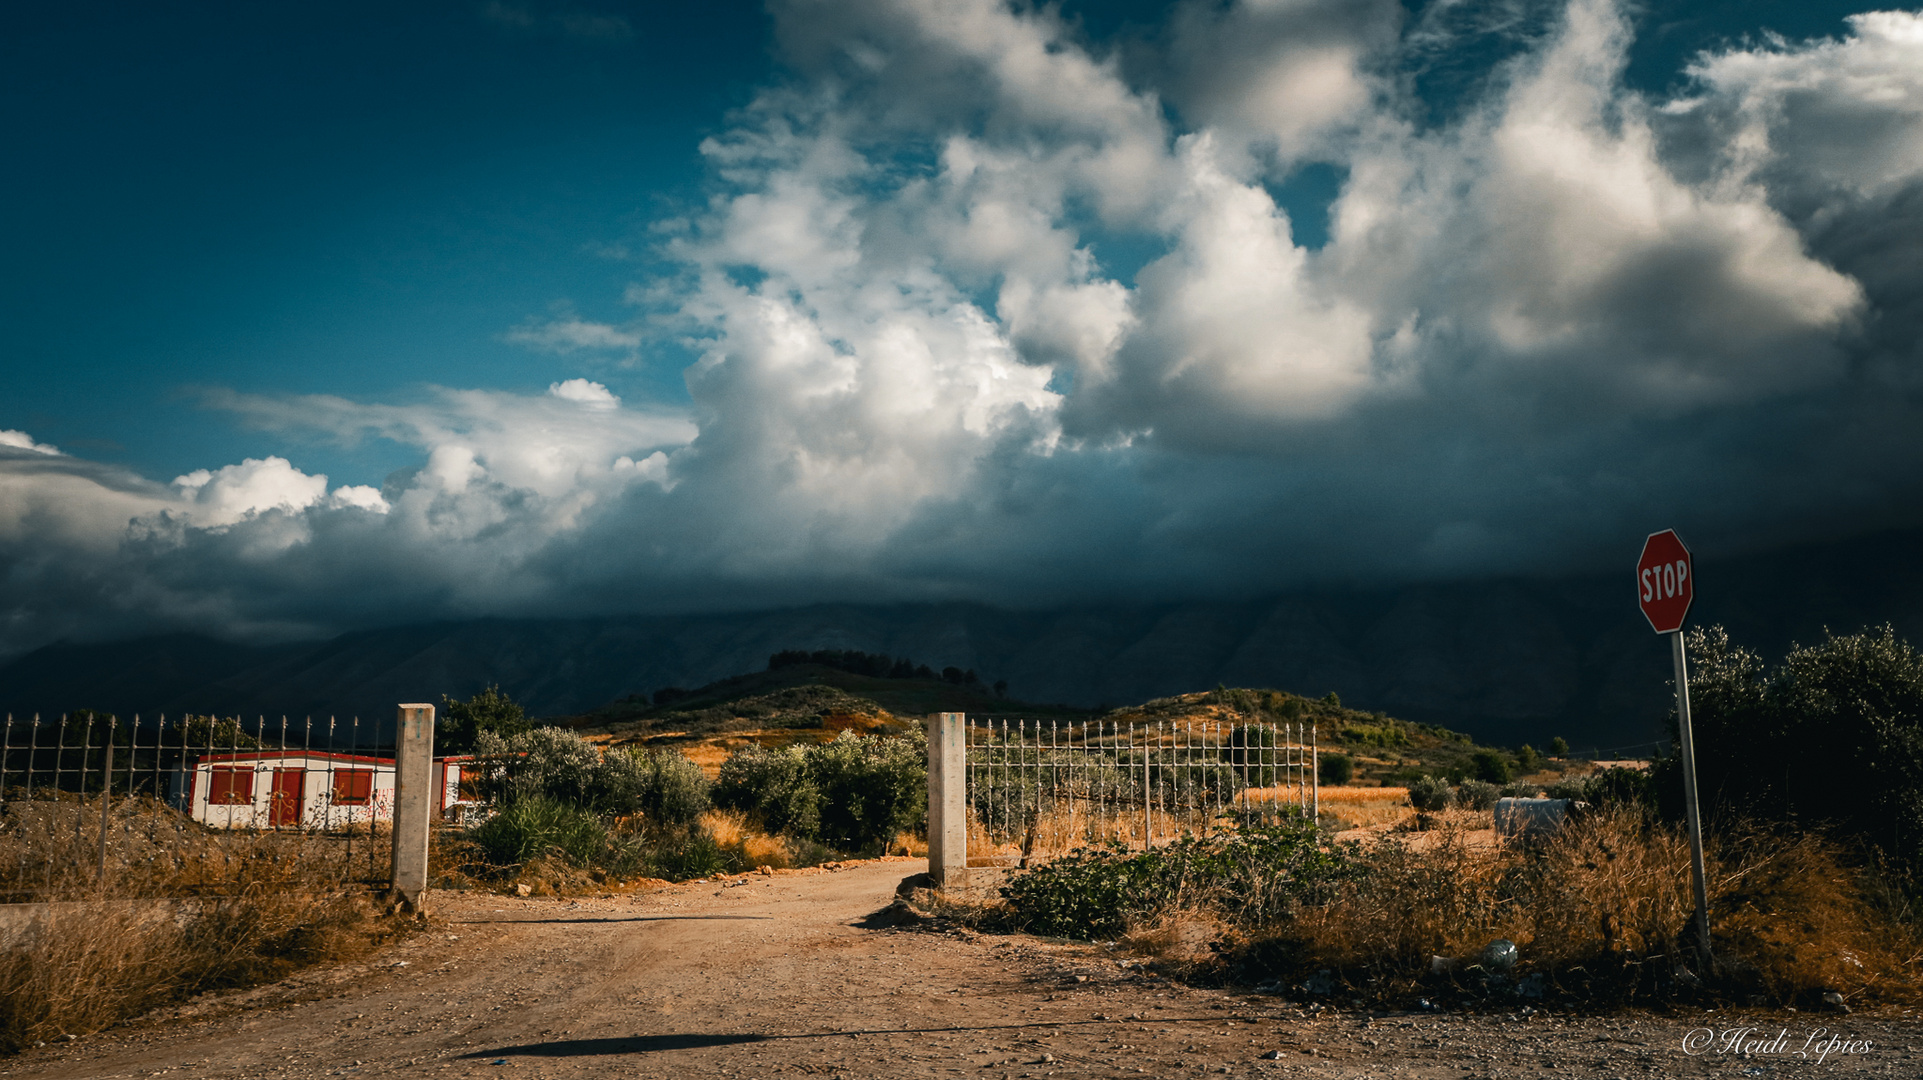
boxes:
[3,529,1917,752]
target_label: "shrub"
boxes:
[1455,779,1500,812]
[1471,749,1513,784]
[1408,774,1453,812]
[465,796,609,868]
[591,747,712,827]
[438,684,531,755]
[1517,744,1541,774]
[646,831,737,880]
[1665,624,1923,885]
[1242,808,1921,1007]
[715,745,822,839]
[640,749,713,827]
[1000,817,1359,939]
[1320,753,1355,786]
[715,730,926,854]
[468,727,711,827]
[169,714,262,751]
[474,727,602,807]
[808,730,927,853]
[1546,766,1652,807]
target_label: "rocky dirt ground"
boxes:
[5,859,1918,1080]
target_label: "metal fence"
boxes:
[0,712,409,901]
[964,717,1318,867]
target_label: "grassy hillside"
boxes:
[564,663,1605,791]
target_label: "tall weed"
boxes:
[1262,808,1921,1006]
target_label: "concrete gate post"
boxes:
[926,712,966,888]
[390,703,436,912]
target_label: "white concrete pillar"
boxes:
[391,703,435,912]
[926,712,966,888]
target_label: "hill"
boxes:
[560,656,1570,791]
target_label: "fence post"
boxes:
[98,718,115,890]
[926,712,966,888]
[390,703,435,913]
[1311,723,1319,821]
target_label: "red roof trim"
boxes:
[194,751,395,766]
[191,752,480,765]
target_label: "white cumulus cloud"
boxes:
[4,0,1923,658]
[0,430,62,456]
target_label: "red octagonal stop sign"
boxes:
[1637,529,1694,634]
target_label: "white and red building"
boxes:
[172,751,480,829]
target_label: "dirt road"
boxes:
[9,860,1919,1079]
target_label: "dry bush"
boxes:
[1283,814,1525,974]
[0,890,392,1052]
[700,809,791,868]
[1122,909,1231,971]
[1256,807,1921,1006]
[0,797,409,1052]
[1707,826,1921,1003]
[503,855,601,897]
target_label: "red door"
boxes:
[269,768,306,827]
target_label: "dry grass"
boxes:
[701,809,794,868]
[965,786,1364,868]
[1265,808,1922,1006]
[1122,909,1232,970]
[0,796,409,1052]
[965,802,1246,867]
[0,887,398,1053]
[1,796,392,903]
[1307,786,1411,831]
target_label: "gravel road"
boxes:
[7,859,1918,1079]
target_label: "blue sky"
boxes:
[2,0,1920,655]
[3,1,768,484]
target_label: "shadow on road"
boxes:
[460,1017,1236,1059]
[447,915,774,924]
[463,1033,769,1057]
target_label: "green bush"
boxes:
[716,730,927,854]
[715,745,822,838]
[1456,779,1500,812]
[592,747,712,826]
[474,727,602,807]
[646,831,739,880]
[438,684,532,755]
[467,796,608,868]
[808,730,927,852]
[1660,624,1923,882]
[1517,744,1541,773]
[642,750,713,827]
[1548,736,1569,757]
[1408,774,1453,812]
[1320,753,1354,786]
[470,728,710,826]
[1470,749,1513,784]
[1000,817,1360,939]
[1546,766,1652,807]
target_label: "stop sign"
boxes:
[1637,529,1693,634]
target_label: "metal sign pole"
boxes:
[1670,630,1712,965]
